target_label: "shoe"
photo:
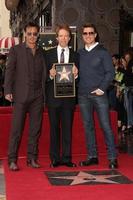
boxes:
[61,162,77,167]
[109,159,118,169]
[79,158,99,166]
[8,162,19,171]
[50,161,60,168]
[27,159,41,168]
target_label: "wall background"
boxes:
[0,0,11,37]
[3,0,133,54]
[53,0,133,54]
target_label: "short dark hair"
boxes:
[82,23,99,42]
[82,23,97,33]
[55,24,72,38]
[24,22,40,32]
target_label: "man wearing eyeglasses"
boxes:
[78,23,118,169]
[4,22,47,171]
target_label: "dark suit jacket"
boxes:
[4,42,46,103]
[45,47,78,108]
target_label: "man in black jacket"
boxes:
[45,24,78,168]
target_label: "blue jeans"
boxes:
[78,93,117,160]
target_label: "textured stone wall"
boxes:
[54,0,133,54]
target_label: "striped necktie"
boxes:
[60,48,65,63]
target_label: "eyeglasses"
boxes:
[27,32,38,37]
[82,32,95,36]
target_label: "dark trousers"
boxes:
[48,106,74,163]
[8,94,44,163]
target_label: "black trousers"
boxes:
[8,94,44,163]
[48,106,74,163]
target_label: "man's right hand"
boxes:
[49,65,56,78]
[5,94,13,102]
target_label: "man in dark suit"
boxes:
[45,24,78,168]
[4,22,47,171]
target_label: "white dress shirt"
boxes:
[57,45,69,63]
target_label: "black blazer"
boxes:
[45,47,78,108]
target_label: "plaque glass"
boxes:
[54,63,75,97]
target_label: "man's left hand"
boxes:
[91,89,104,96]
[72,65,78,78]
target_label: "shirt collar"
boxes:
[57,45,69,53]
[25,42,38,49]
[85,42,99,52]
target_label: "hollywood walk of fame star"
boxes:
[57,67,71,81]
[50,171,121,185]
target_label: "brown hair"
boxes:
[55,24,72,37]
[24,21,40,32]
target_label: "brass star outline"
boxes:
[51,171,120,185]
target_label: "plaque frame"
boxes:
[54,63,75,98]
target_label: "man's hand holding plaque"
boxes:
[50,64,78,79]
[72,65,78,79]
[51,63,78,97]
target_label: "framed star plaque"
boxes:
[54,63,75,97]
